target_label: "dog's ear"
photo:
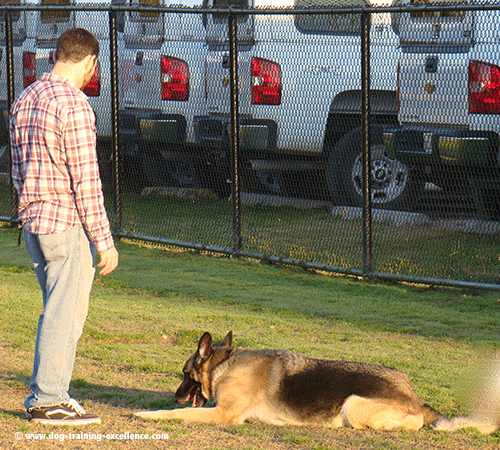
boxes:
[198,332,213,358]
[220,331,233,348]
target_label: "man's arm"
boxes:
[65,100,118,273]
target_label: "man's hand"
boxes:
[98,247,119,275]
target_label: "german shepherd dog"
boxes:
[134,332,498,433]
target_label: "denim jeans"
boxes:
[23,226,96,409]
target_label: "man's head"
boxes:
[55,28,99,64]
[52,28,99,90]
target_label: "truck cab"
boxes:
[384,0,500,217]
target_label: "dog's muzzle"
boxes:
[175,381,207,407]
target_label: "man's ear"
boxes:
[83,54,97,72]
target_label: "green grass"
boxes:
[3,179,500,286]
[1,225,500,449]
[109,189,500,285]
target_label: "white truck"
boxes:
[118,0,231,193]
[383,0,500,217]
[119,0,419,208]
[195,0,420,208]
[0,0,36,172]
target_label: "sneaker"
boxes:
[26,398,101,425]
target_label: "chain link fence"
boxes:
[1,1,500,289]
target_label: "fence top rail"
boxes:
[1,2,500,15]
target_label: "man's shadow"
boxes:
[1,372,177,419]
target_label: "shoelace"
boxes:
[63,398,87,415]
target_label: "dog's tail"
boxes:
[432,416,498,434]
[422,403,446,427]
[422,403,445,425]
[432,356,500,434]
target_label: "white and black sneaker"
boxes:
[26,398,101,425]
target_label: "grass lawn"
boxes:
[0,225,499,449]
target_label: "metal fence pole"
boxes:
[361,10,372,274]
[5,9,17,226]
[109,9,122,235]
[228,11,242,253]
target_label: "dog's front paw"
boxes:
[133,410,155,420]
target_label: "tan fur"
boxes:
[341,396,424,430]
[134,332,499,434]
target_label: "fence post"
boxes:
[109,8,122,235]
[361,10,372,274]
[5,9,17,226]
[228,11,242,254]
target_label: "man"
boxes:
[10,28,118,425]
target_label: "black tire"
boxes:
[479,187,500,220]
[142,153,199,189]
[249,163,300,197]
[123,155,146,193]
[326,125,425,211]
[196,148,231,199]
[254,168,287,196]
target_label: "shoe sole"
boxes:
[29,417,101,425]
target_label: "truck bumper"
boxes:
[194,115,277,154]
[383,125,498,167]
[119,109,187,157]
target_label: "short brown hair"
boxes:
[55,28,99,63]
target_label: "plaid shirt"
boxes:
[10,73,114,254]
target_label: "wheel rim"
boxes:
[256,169,282,195]
[351,146,409,204]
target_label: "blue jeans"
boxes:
[23,226,96,409]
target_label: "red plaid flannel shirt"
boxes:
[10,73,114,254]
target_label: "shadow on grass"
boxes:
[70,378,178,411]
[2,372,178,419]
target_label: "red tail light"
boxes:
[251,57,281,105]
[161,56,189,101]
[469,60,500,114]
[23,51,36,88]
[83,61,100,97]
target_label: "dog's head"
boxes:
[174,331,233,407]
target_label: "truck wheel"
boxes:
[142,153,199,189]
[255,169,285,195]
[479,187,500,220]
[326,126,424,211]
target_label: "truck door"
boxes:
[204,0,254,117]
[395,0,473,126]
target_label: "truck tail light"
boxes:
[469,60,500,114]
[23,51,36,88]
[83,61,100,97]
[251,57,281,105]
[161,56,189,101]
